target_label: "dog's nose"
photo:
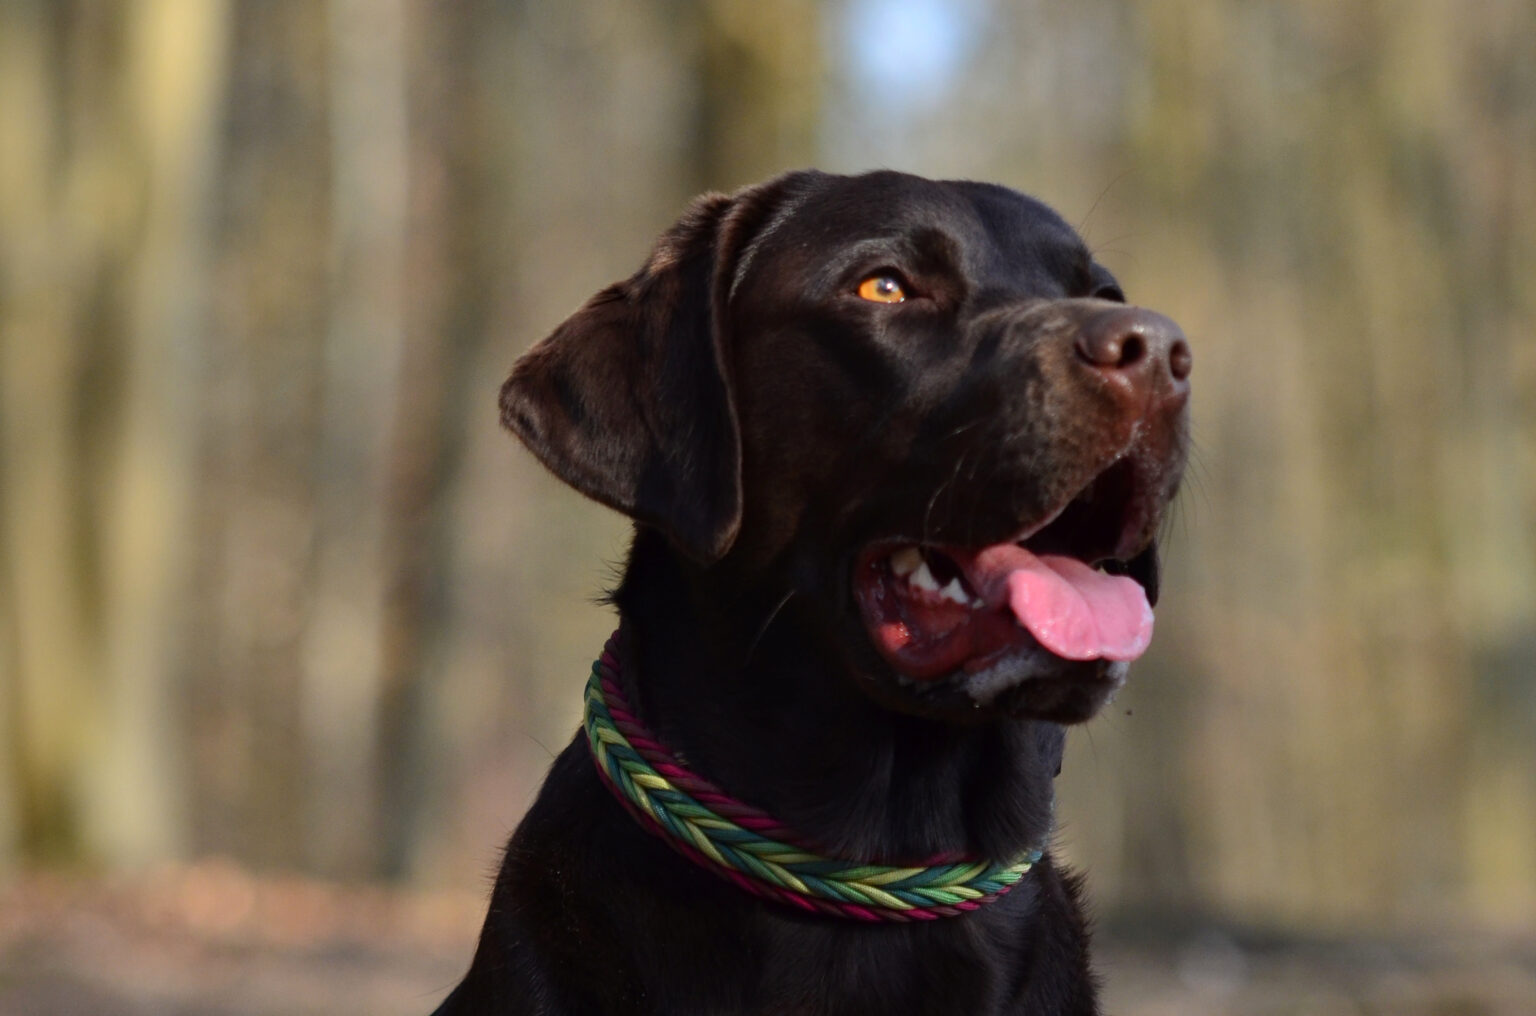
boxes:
[1074,306,1191,403]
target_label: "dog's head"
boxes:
[503,170,1190,724]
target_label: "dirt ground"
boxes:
[2,864,1532,1015]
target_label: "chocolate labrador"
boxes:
[433,170,1190,1015]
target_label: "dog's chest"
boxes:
[623,911,1027,1016]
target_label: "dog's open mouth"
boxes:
[853,457,1159,682]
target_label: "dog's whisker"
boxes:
[923,451,969,543]
[1187,441,1214,510]
[1082,723,1101,767]
[962,450,1007,545]
[745,589,796,663]
[939,416,985,442]
[1077,170,1130,240]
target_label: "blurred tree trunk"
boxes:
[297,0,410,879]
[184,0,334,871]
[340,0,479,881]
[85,0,232,867]
[0,3,95,861]
[692,0,823,190]
[0,0,230,866]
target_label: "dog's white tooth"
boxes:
[910,561,940,592]
[890,547,923,577]
[939,577,968,605]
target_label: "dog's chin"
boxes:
[850,643,1128,725]
[957,652,1128,723]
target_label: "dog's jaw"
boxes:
[961,652,1121,705]
[844,439,1173,720]
[849,635,1132,725]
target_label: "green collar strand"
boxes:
[582,634,1041,922]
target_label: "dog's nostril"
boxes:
[1075,329,1144,370]
[1076,308,1189,389]
[1169,339,1193,381]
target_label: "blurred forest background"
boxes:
[1,0,1534,1012]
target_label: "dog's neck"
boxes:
[612,530,1064,865]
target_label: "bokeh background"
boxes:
[2,1,1534,1013]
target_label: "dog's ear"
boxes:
[500,176,811,564]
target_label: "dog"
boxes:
[433,169,1191,1015]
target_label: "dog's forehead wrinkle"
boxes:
[739,176,990,282]
[728,187,815,303]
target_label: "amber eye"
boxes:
[856,275,906,303]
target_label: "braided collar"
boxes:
[582,632,1041,922]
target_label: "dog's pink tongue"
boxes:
[967,544,1153,662]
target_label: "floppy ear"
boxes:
[500,177,809,563]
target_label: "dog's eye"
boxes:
[856,275,907,303]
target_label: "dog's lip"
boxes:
[853,539,1152,679]
[1015,454,1161,566]
[863,453,1164,599]
[852,546,1028,681]
[850,456,1163,686]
